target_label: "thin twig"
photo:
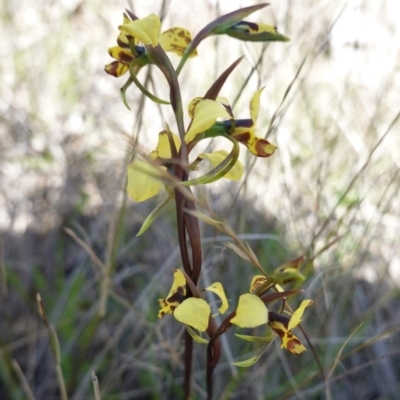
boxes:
[91,371,101,400]
[63,228,106,274]
[36,293,68,400]
[0,235,7,299]
[11,360,36,400]
[312,109,400,243]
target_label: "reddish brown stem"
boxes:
[206,311,236,399]
[184,330,193,399]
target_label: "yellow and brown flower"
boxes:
[105,13,196,78]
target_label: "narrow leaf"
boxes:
[136,195,172,236]
[224,242,251,263]
[184,208,222,227]
[232,354,261,367]
[203,56,245,100]
[187,326,209,344]
[235,333,273,343]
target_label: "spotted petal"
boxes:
[117,13,133,48]
[270,320,307,354]
[158,269,186,318]
[105,61,129,77]
[107,46,135,63]
[159,27,197,57]
[232,127,277,158]
[226,21,290,42]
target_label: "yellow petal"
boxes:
[200,150,244,181]
[216,96,230,106]
[250,88,263,123]
[282,331,307,354]
[116,14,133,48]
[269,318,307,354]
[185,100,231,143]
[187,97,202,119]
[249,275,268,293]
[164,269,186,302]
[230,294,268,328]
[226,21,290,42]
[107,46,134,62]
[104,61,129,77]
[247,136,277,158]
[173,298,211,332]
[288,300,313,330]
[126,160,164,202]
[233,127,277,158]
[158,269,186,318]
[120,14,161,47]
[205,282,228,314]
[156,130,181,159]
[254,23,290,42]
[159,27,197,57]
[249,22,277,34]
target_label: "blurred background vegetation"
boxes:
[1,0,400,399]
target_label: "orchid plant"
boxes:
[105,4,314,399]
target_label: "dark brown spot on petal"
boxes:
[117,38,130,48]
[118,51,134,63]
[287,337,302,352]
[167,44,185,56]
[232,131,251,144]
[104,61,121,77]
[268,311,290,327]
[167,290,186,304]
[271,327,285,339]
[233,21,259,33]
[255,138,276,157]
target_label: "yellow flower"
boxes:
[229,89,277,157]
[185,99,232,143]
[158,270,228,339]
[126,130,243,203]
[268,300,313,354]
[126,130,180,202]
[185,90,277,157]
[105,13,197,77]
[230,278,313,356]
